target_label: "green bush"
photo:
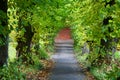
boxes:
[106,67,120,80]
[91,59,120,80]
[0,61,25,80]
[114,51,120,60]
[19,52,44,70]
[39,48,49,59]
[74,47,90,68]
[90,67,107,80]
[31,54,44,70]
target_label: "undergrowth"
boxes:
[75,47,120,80]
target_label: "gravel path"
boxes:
[49,40,87,80]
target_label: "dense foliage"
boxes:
[69,0,120,79]
[0,0,73,79]
[7,0,71,61]
[0,0,120,79]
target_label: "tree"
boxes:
[0,0,8,66]
[69,0,120,66]
[14,0,35,63]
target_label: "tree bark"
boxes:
[0,0,8,66]
[16,23,34,63]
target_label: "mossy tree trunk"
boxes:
[16,22,34,63]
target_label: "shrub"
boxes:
[0,61,25,80]
[39,48,49,59]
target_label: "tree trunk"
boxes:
[16,23,34,63]
[0,0,8,66]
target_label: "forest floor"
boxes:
[26,59,54,80]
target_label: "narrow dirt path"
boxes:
[49,28,87,80]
